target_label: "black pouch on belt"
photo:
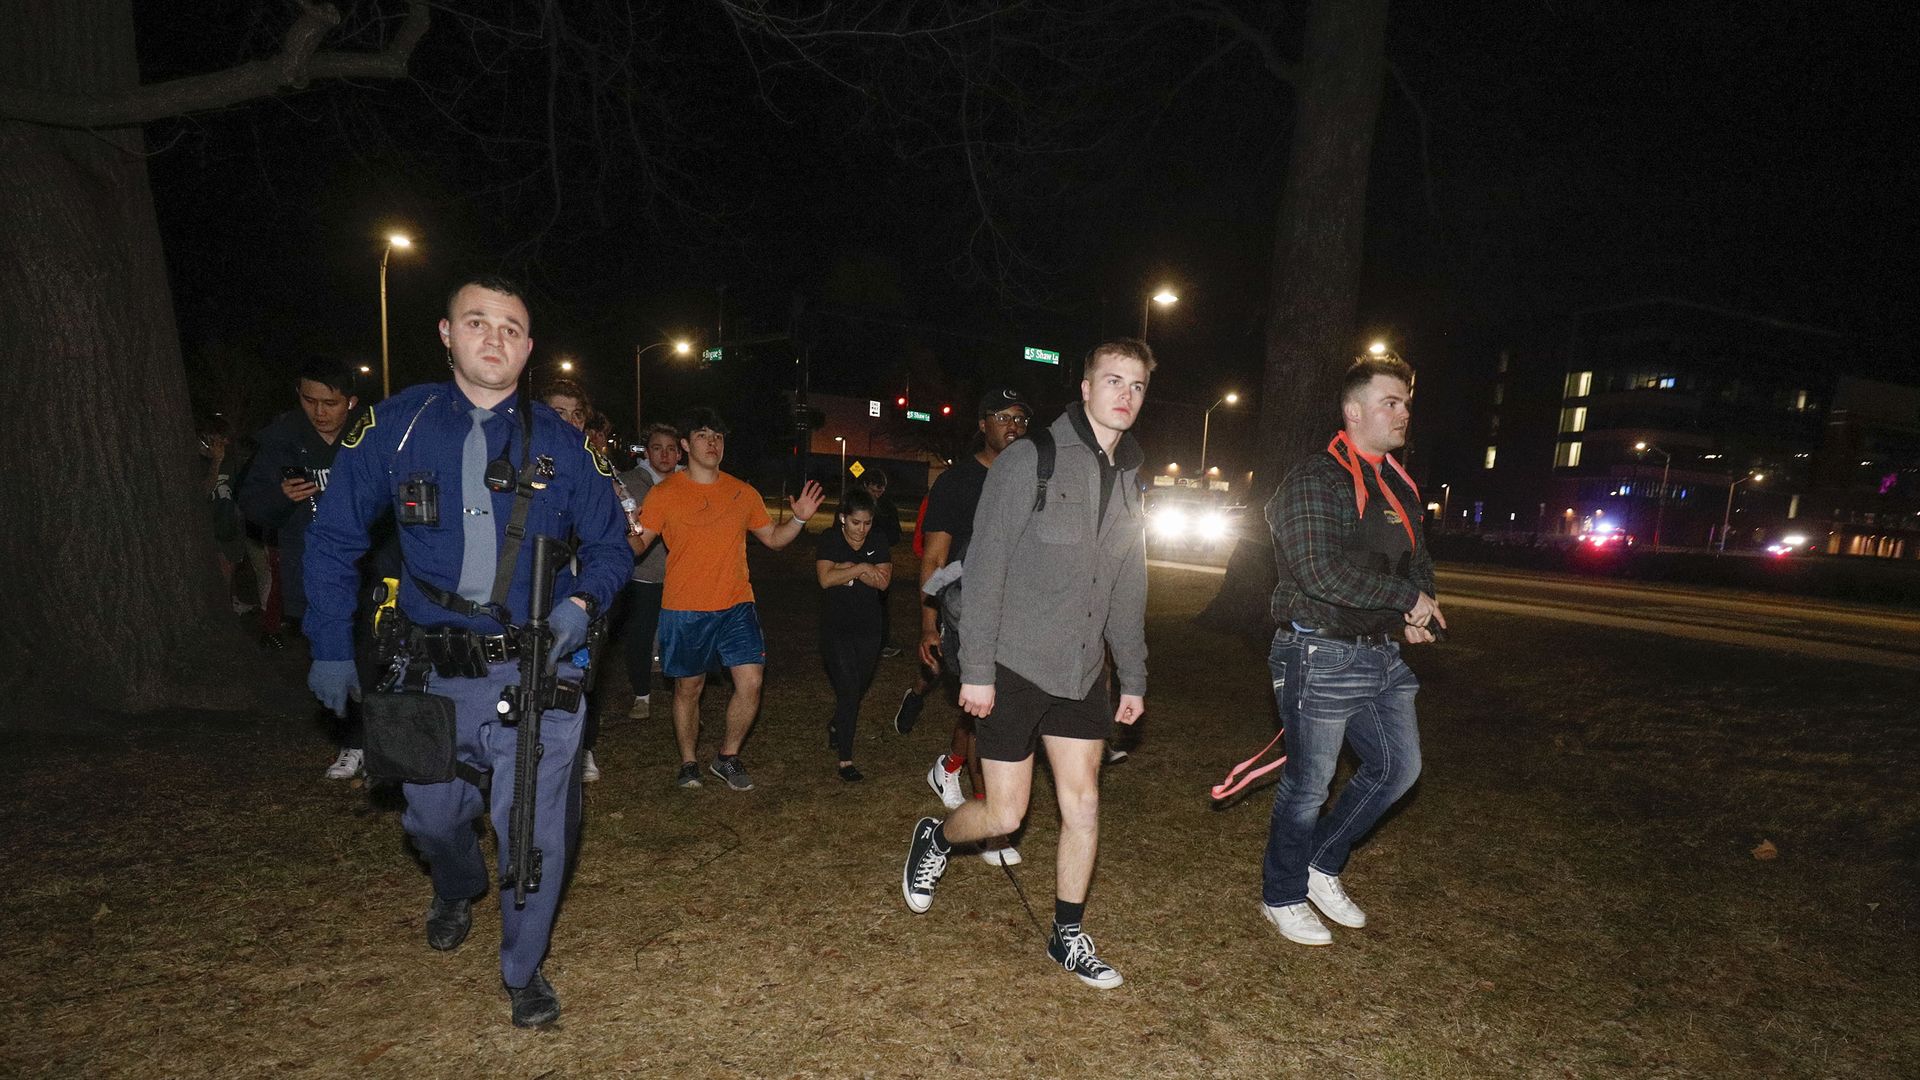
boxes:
[362,691,459,784]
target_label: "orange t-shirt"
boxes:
[637,471,773,612]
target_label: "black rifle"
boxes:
[494,534,582,908]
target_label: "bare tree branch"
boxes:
[1188,0,1299,85]
[0,2,430,129]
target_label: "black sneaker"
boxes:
[425,895,472,952]
[902,816,949,913]
[881,645,903,658]
[507,968,561,1027]
[674,762,702,789]
[838,763,865,782]
[1048,924,1124,989]
[710,754,754,791]
[893,688,925,735]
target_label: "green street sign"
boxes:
[701,347,723,363]
[1024,346,1061,365]
[905,409,932,422]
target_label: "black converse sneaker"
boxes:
[1047,924,1124,989]
[901,816,949,913]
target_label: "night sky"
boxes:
[143,1,1919,482]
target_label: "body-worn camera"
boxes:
[398,473,440,527]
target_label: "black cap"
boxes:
[977,387,1032,418]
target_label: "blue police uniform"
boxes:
[303,381,630,988]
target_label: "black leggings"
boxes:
[620,580,665,699]
[821,628,882,761]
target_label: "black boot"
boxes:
[507,968,561,1027]
[425,895,472,952]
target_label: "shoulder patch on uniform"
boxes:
[586,432,614,477]
[341,407,376,449]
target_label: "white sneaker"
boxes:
[978,846,1022,866]
[582,752,601,783]
[629,694,651,719]
[324,748,364,780]
[1307,868,1366,928]
[1263,901,1333,946]
[927,755,965,810]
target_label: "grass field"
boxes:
[4,542,1914,1078]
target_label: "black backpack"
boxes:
[1029,427,1057,511]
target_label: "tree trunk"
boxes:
[1199,0,1390,631]
[0,2,238,713]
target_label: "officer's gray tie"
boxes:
[456,406,498,603]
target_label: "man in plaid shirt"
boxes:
[1258,351,1446,947]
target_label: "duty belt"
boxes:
[410,624,520,679]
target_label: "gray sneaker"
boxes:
[710,755,754,791]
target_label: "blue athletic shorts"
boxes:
[659,602,766,677]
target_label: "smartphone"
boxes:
[281,465,310,483]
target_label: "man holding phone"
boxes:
[240,356,368,778]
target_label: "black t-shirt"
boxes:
[922,455,990,562]
[816,524,888,634]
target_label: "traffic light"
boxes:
[895,395,907,408]
[940,404,953,416]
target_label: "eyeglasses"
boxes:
[988,412,1030,427]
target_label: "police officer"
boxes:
[302,274,629,1027]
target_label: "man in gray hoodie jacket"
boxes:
[901,339,1151,990]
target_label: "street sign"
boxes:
[1024,346,1060,365]
[849,461,866,478]
[701,347,723,363]
[906,409,931,422]
[868,399,881,417]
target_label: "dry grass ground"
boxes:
[3,544,1914,1078]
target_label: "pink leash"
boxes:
[1211,730,1287,801]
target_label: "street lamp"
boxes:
[1634,441,1672,551]
[1368,340,1389,356]
[833,436,847,502]
[378,232,412,399]
[1197,391,1239,494]
[633,337,694,430]
[558,358,576,373]
[1141,288,1178,339]
[1440,483,1452,530]
[1719,471,1764,553]
[357,365,372,375]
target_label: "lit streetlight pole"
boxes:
[833,436,847,502]
[378,232,412,399]
[1440,483,1451,531]
[632,338,693,431]
[1634,441,1673,551]
[1141,288,1178,339]
[1197,391,1238,494]
[1719,471,1764,553]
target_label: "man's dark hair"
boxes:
[861,466,890,488]
[539,378,589,409]
[839,487,877,521]
[1083,337,1157,379]
[1340,354,1416,406]
[444,273,527,317]
[677,406,730,437]
[585,411,612,435]
[295,356,356,397]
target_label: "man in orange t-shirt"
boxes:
[635,407,824,791]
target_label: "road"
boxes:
[1149,560,1920,671]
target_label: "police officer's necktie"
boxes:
[456,406,498,603]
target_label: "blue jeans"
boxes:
[1260,629,1421,907]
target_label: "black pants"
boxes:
[620,580,665,700]
[821,627,882,761]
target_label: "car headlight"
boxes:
[1151,508,1190,539]
[1197,512,1230,542]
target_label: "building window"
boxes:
[1564,371,1592,398]
[1484,446,1498,470]
[1492,383,1505,405]
[1497,350,1510,374]
[1794,389,1810,411]
[1554,441,1583,468]
[1558,406,1587,433]
[1654,376,1677,389]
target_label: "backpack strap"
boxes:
[1029,428,1057,512]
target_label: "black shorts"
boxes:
[976,663,1110,762]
